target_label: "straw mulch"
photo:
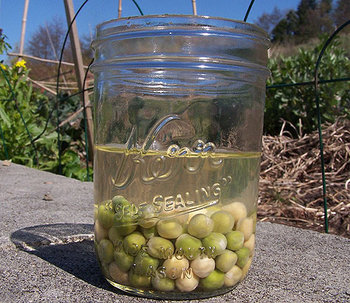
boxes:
[258,118,350,238]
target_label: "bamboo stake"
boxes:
[64,0,94,161]
[19,0,30,57]
[118,0,122,18]
[28,78,57,96]
[192,0,197,15]
[40,80,93,86]
[8,52,89,68]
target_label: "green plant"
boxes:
[265,35,350,136]
[0,34,92,180]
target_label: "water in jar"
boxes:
[94,145,259,298]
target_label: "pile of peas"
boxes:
[94,196,256,292]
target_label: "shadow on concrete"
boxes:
[10,223,123,295]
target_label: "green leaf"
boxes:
[0,106,11,127]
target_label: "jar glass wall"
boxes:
[91,15,269,299]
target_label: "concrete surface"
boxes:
[0,161,349,303]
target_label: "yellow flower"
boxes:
[0,63,6,71]
[15,59,26,69]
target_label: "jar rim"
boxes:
[95,14,269,42]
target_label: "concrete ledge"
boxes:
[0,162,349,302]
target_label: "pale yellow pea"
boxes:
[190,255,215,278]
[236,217,254,241]
[109,262,129,284]
[243,234,255,255]
[224,265,242,287]
[163,255,189,280]
[222,201,247,224]
[240,257,253,281]
[175,271,199,292]
[176,212,189,225]
[138,204,159,228]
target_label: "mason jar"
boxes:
[91,15,269,299]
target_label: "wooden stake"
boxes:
[63,0,94,161]
[19,0,30,57]
[29,78,57,96]
[8,52,89,68]
[192,0,197,15]
[118,0,122,18]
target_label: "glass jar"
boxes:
[91,15,269,299]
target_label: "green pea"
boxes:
[112,195,129,212]
[114,216,137,236]
[157,218,183,239]
[204,205,221,217]
[114,247,134,272]
[108,226,123,246]
[112,196,137,236]
[211,211,235,234]
[133,250,159,276]
[128,272,151,288]
[187,214,214,239]
[202,233,227,258]
[199,269,225,290]
[94,219,108,243]
[98,239,114,264]
[147,237,174,259]
[123,232,146,256]
[97,203,114,229]
[215,250,237,273]
[236,247,250,268]
[226,230,244,251]
[175,234,202,261]
[151,275,175,291]
[140,225,158,240]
